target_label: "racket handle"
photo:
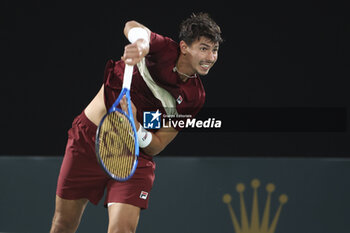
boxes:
[123,64,134,90]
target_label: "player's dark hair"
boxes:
[179,12,223,45]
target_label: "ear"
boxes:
[179,40,188,55]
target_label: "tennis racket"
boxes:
[95,64,139,181]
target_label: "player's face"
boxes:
[187,37,219,76]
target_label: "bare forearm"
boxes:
[141,128,178,156]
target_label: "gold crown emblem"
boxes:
[222,179,288,233]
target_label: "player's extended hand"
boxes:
[120,96,139,131]
[121,39,149,66]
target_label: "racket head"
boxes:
[95,108,139,181]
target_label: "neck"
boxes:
[175,55,197,82]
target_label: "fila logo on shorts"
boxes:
[140,191,149,200]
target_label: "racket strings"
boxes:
[99,111,136,179]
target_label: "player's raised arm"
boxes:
[122,21,151,65]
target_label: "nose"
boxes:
[207,51,217,62]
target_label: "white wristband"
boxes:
[137,124,152,148]
[127,27,150,44]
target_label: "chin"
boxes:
[196,66,212,76]
[197,70,210,76]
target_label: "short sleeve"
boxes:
[147,32,179,64]
[149,32,173,54]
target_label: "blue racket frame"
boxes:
[95,72,139,182]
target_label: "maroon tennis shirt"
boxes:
[103,32,206,159]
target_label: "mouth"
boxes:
[199,62,213,72]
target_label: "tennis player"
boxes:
[50,12,222,233]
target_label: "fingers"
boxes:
[121,43,143,65]
[120,96,139,130]
[121,39,149,65]
[120,96,137,116]
[120,96,128,114]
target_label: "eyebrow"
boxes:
[200,43,210,47]
[200,43,219,49]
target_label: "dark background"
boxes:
[1,1,349,157]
